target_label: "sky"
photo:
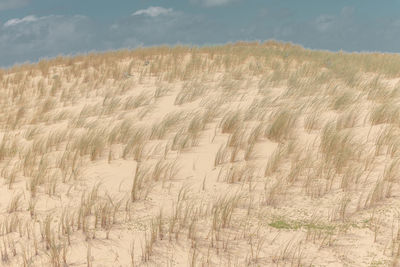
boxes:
[1,0,400,67]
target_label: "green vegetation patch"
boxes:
[268,218,335,232]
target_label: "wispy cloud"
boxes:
[3,15,38,27]
[0,14,93,66]
[191,0,238,7]
[132,6,173,17]
[0,0,29,11]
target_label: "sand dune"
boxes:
[0,42,400,266]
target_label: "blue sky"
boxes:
[1,0,400,67]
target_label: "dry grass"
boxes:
[174,81,208,105]
[370,102,400,126]
[264,108,298,142]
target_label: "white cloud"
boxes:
[132,6,173,17]
[3,15,38,27]
[0,0,29,10]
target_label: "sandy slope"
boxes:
[0,43,400,266]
